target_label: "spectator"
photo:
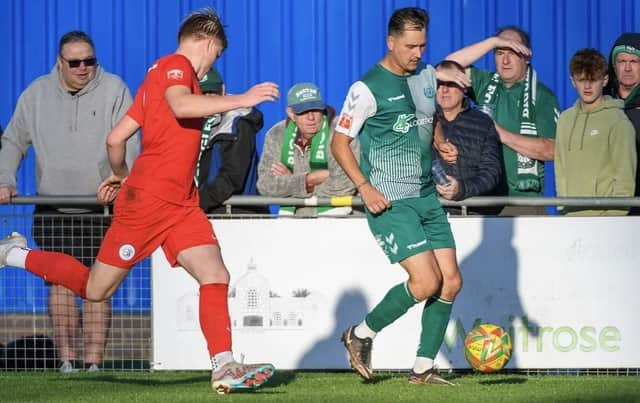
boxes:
[331,7,466,385]
[604,33,640,214]
[0,30,139,372]
[433,60,502,215]
[195,68,268,215]
[257,82,358,216]
[555,48,636,216]
[445,26,560,215]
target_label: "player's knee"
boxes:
[85,287,109,303]
[195,267,230,285]
[441,273,463,300]
[408,278,441,301]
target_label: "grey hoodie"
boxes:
[0,65,139,196]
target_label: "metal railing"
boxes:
[6,195,640,216]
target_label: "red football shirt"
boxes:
[126,54,203,205]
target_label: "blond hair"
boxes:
[178,7,227,50]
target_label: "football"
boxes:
[464,324,513,373]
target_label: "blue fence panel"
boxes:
[0,219,151,313]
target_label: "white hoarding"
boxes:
[152,217,640,370]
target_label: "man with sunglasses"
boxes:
[445,26,560,216]
[432,60,502,215]
[0,30,139,372]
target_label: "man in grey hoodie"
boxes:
[0,31,139,372]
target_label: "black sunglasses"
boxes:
[61,56,97,68]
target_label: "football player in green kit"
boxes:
[331,7,468,385]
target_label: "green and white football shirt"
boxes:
[336,64,438,201]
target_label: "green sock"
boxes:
[365,282,418,333]
[417,297,453,358]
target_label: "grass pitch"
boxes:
[1,370,639,402]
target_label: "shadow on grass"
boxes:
[58,369,297,392]
[263,370,297,388]
[60,373,209,386]
[367,373,396,384]
[479,376,528,385]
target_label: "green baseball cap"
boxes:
[199,68,223,94]
[287,82,326,114]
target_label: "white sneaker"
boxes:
[0,232,27,268]
[86,363,100,372]
[59,360,76,373]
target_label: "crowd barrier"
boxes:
[153,216,639,371]
[0,196,639,372]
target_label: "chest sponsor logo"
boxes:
[590,129,600,136]
[392,113,434,134]
[167,69,184,80]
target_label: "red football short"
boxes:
[97,185,218,269]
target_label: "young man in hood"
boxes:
[604,33,640,213]
[555,48,636,216]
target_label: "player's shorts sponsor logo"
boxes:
[167,69,184,80]
[407,239,427,250]
[338,113,353,131]
[118,244,136,261]
[392,114,433,134]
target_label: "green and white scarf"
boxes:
[194,113,222,187]
[280,116,329,171]
[279,116,331,215]
[484,67,542,192]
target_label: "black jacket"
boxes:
[197,107,268,214]
[604,32,640,199]
[434,105,503,202]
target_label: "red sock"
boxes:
[25,250,90,299]
[199,283,232,357]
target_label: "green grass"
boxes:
[0,371,639,403]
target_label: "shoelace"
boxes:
[358,338,372,364]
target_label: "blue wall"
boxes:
[2,0,639,161]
